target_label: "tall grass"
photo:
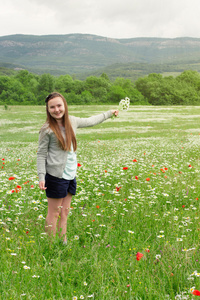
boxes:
[0,105,200,299]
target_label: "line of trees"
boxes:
[0,70,145,105]
[0,69,200,105]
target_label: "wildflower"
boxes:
[38,214,45,219]
[115,186,121,191]
[135,176,139,180]
[74,235,79,240]
[156,255,161,260]
[83,281,88,286]
[11,253,17,256]
[136,252,143,261]
[9,176,15,180]
[77,163,82,167]
[123,167,128,170]
[192,290,200,296]
[72,297,78,300]
[23,265,30,269]
[146,178,150,181]
[133,159,137,162]
[128,230,134,234]
[96,205,99,209]
[177,238,183,241]
[80,296,84,299]
[157,235,164,238]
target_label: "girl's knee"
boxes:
[47,210,60,220]
[61,207,70,218]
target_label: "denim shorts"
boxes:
[45,173,77,198]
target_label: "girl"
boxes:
[37,92,118,244]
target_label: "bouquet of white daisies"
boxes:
[119,97,130,111]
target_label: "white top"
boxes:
[62,144,77,180]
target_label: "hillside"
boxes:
[1,34,200,78]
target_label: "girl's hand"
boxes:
[39,181,47,190]
[111,110,119,117]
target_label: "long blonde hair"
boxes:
[45,92,77,151]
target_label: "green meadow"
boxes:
[0,105,200,300]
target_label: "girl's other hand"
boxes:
[111,109,119,117]
[39,181,47,190]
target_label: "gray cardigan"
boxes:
[37,111,113,182]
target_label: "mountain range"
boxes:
[1,34,200,80]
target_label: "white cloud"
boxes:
[0,0,200,38]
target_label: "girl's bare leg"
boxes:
[57,192,73,242]
[45,197,63,237]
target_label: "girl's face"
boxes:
[48,97,65,122]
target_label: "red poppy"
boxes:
[145,249,150,252]
[196,198,199,201]
[96,205,100,209]
[2,158,5,161]
[123,167,128,170]
[146,178,150,181]
[31,185,34,188]
[116,187,121,191]
[188,164,192,167]
[135,176,139,180]
[182,205,185,208]
[16,185,22,189]
[105,170,107,173]
[136,252,143,261]
[133,159,137,162]
[192,290,200,296]
[9,176,15,180]
[164,167,168,170]
[77,163,82,167]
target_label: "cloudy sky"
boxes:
[1,0,200,39]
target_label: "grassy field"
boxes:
[0,105,200,300]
